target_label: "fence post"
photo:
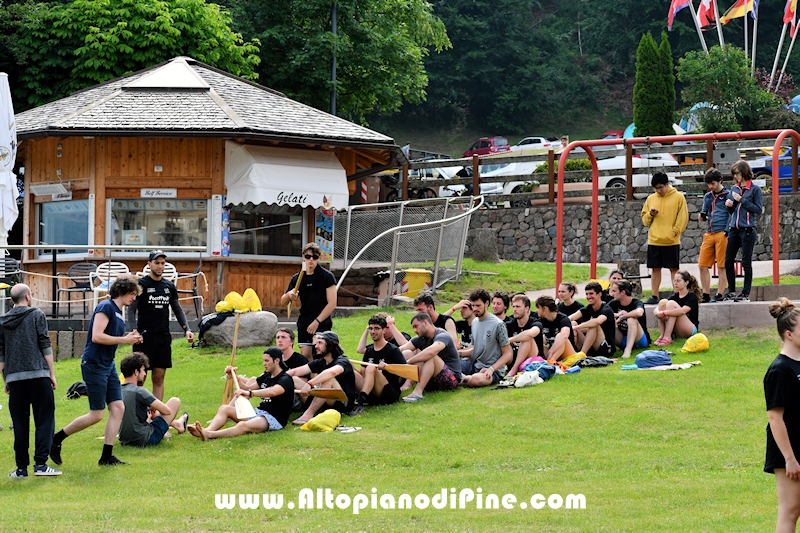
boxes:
[706,140,714,170]
[387,230,401,306]
[793,137,798,193]
[454,200,471,282]
[626,144,634,200]
[402,165,409,201]
[432,199,450,290]
[472,155,480,197]
[548,150,555,204]
[342,207,352,269]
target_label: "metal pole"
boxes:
[330,2,337,116]
[387,230,400,306]
[432,199,449,290]
[51,249,58,318]
[454,199,471,283]
[342,207,352,269]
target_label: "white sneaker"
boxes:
[33,464,62,476]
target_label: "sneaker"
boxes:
[8,468,27,478]
[347,404,366,416]
[722,292,737,301]
[644,295,659,305]
[702,293,711,303]
[33,464,62,476]
[49,442,62,465]
[98,455,128,466]
[734,293,750,302]
[712,293,724,303]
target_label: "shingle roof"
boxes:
[16,57,396,150]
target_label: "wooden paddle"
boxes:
[222,311,242,404]
[287,262,305,318]
[230,367,257,420]
[295,388,348,402]
[349,359,420,382]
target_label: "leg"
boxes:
[62,409,106,435]
[621,318,642,359]
[699,266,710,296]
[725,230,742,296]
[548,332,578,362]
[580,327,598,353]
[775,470,800,533]
[672,314,697,339]
[202,417,269,439]
[716,267,727,296]
[361,365,378,396]
[8,381,32,470]
[30,378,56,467]
[298,396,326,422]
[354,370,365,393]
[651,268,662,298]
[150,368,166,402]
[160,397,181,429]
[462,370,494,388]
[412,356,444,397]
[206,404,239,431]
[300,344,313,361]
[660,301,683,341]
[105,400,124,445]
[508,339,535,376]
[369,367,390,397]
[740,228,757,296]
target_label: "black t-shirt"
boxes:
[505,315,544,357]
[387,331,411,347]
[255,371,296,428]
[455,319,473,346]
[576,303,617,355]
[307,354,356,406]
[363,343,407,389]
[539,312,574,349]
[558,300,583,317]
[668,292,700,328]
[601,290,613,304]
[129,276,186,334]
[433,313,455,332]
[608,298,652,344]
[411,327,461,380]
[282,351,308,370]
[764,354,800,473]
[286,267,337,326]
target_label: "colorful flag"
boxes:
[720,0,755,24]
[786,0,797,23]
[698,0,717,26]
[668,0,691,29]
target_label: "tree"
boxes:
[659,32,676,132]
[633,33,669,137]
[7,0,260,110]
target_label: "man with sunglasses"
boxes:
[281,243,337,361]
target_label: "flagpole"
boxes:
[714,0,725,46]
[769,23,789,91]
[751,3,759,74]
[776,15,799,91]
[689,1,710,52]
[744,7,749,60]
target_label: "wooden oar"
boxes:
[295,388,348,402]
[222,311,242,404]
[349,359,420,382]
[230,367,257,420]
[287,262,305,318]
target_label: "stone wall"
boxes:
[467,194,800,263]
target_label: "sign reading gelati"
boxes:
[276,191,310,205]
[141,188,177,198]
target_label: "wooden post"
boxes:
[472,155,480,197]
[706,140,714,170]
[625,144,634,200]
[402,165,409,201]
[793,137,798,192]
[547,150,555,204]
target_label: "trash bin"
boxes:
[401,268,432,298]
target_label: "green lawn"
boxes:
[0,316,786,532]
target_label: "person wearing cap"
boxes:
[287,331,356,425]
[187,347,295,440]
[127,251,194,401]
[280,243,338,362]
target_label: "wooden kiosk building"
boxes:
[14,56,405,315]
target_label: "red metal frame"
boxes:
[555,129,800,291]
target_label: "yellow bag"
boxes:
[240,288,262,312]
[215,291,242,313]
[591,279,610,290]
[300,409,341,432]
[681,333,709,353]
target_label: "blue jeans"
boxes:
[725,227,757,297]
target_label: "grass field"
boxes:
[0,312,787,532]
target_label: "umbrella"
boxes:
[0,73,19,248]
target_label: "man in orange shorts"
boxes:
[697,168,730,303]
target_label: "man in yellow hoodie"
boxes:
[641,171,688,305]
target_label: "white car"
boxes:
[509,136,559,153]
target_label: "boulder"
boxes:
[470,228,499,262]
[204,311,279,348]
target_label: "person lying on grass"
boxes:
[188,347,294,440]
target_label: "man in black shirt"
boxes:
[350,315,408,415]
[535,296,580,363]
[568,282,616,358]
[127,250,194,400]
[275,327,307,371]
[443,299,475,348]
[414,292,458,347]
[608,280,651,359]
[188,348,294,440]
[492,291,512,322]
[506,294,544,376]
[281,243,337,361]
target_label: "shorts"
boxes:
[425,365,459,392]
[297,318,333,345]
[646,244,681,270]
[252,409,284,431]
[619,333,649,349]
[698,232,727,268]
[134,332,173,369]
[367,384,401,406]
[145,416,170,446]
[81,360,122,411]
[460,360,503,385]
[586,340,616,358]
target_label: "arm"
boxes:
[509,326,541,344]
[149,398,172,417]
[575,314,608,330]
[45,354,56,390]
[444,299,472,316]
[740,185,763,214]
[169,287,194,342]
[245,383,286,399]
[306,364,344,387]
[280,275,299,306]
[405,341,446,364]
[288,364,311,378]
[306,285,338,335]
[443,317,459,345]
[91,312,142,345]
[768,408,800,480]
[356,326,370,354]
[126,297,139,330]
[641,198,654,226]
[482,344,512,375]
[674,196,689,235]
[384,316,406,348]
[458,345,474,359]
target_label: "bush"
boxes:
[751,107,800,132]
[533,158,593,182]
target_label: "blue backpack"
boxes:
[635,350,672,368]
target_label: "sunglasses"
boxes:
[303,253,320,260]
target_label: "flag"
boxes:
[668,0,691,29]
[697,0,717,26]
[720,0,755,23]
[751,0,759,18]
[786,0,797,23]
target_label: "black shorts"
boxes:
[646,244,681,270]
[134,332,173,369]
[586,340,616,359]
[367,384,401,406]
[297,318,333,345]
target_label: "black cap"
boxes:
[315,331,340,345]
[148,250,167,261]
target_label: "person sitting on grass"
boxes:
[444,299,476,348]
[414,292,459,347]
[349,314,408,415]
[568,281,616,359]
[557,282,583,316]
[607,279,651,359]
[459,289,512,387]
[653,270,700,346]
[492,291,512,322]
[188,347,295,440]
[601,270,624,304]
[288,332,357,424]
[535,296,582,364]
[119,353,188,447]
[505,294,544,377]
[275,327,308,371]
[396,312,461,402]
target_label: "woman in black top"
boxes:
[653,270,700,346]
[764,298,800,532]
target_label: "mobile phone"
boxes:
[700,212,708,221]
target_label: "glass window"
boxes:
[38,200,89,254]
[110,199,208,249]
[228,204,304,257]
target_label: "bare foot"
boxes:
[400,379,412,392]
[195,421,209,441]
[187,422,203,439]
[622,354,631,359]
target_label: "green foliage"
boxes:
[533,158,593,173]
[752,107,800,131]
[634,33,670,137]
[659,32,677,129]
[9,0,260,110]
[676,45,782,132]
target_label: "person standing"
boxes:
[0,284,61,478]
[641,171,689,305]
[723,160,763,302]
[51,276,143,467]
[764,298,800,532]
[281,243,337,361]
[127,250,194,401]
[697,169,730,303]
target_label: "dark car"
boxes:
[463,137,511,157]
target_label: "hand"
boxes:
[125,330,143,345]
[786,457,800,481]
[306,320,319,335]
[377,361,387,369]
[233,389,248,399]
[732,192,742,201]
[301,381,312,394]
[50,375,57,390]
[385,315,395,325]
[725,199,734,207]
[288,290,299,302]
[649,208,658,216]
[479,367,493,375]
[225,365,238,375]
[186,331,195,343]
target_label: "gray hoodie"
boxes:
[0,306,53,384]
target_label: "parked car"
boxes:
[463,137,511,157]
[600,130,624,139]
[749,148,796,192]
[509,136,559,153]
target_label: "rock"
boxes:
[469,228,500,262]
[204,311,279,348]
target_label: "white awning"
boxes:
[225,142,349,209]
